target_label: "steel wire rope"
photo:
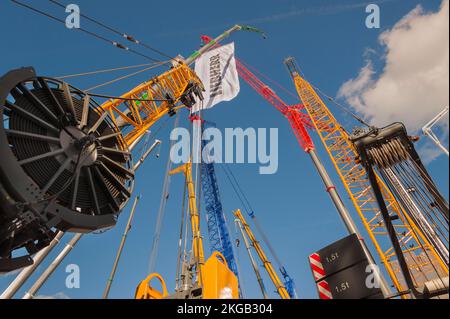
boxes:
[379,168,447,289]
[175,171,188,290]
[408,157,449,219]
[49,0,177,63]
[182,191,190,289]
[190,103,205,287]
[394,165,448,254]
[233,220,246,298]
[219,164,285,269]
[238,59,300,101]
[81,92,169,102]
[396,162,448,240]
[10,0,165,63]
[294,64,448,290]
[55,62,163,80]
[392,161,449,269]
[311,83,371,128]
[286,58,372,128]
[148,114,179,273]
[84,62,170,92]
[372,152,442,286]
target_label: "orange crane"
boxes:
[284,57,448,296]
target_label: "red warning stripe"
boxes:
[317,280,333,299]
[309,253,326,281]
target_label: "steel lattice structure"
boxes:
[201,129,239,276]
[285,57,448,295]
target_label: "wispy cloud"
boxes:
[236,0,397,25]
[155,0,398,38]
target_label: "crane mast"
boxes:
[284,57,448,295]
[233,209,291,299]
[234,217,269,299]
[135,162,238,299]
[201,123,239,276]
[170,162,205,280]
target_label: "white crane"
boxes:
[422,106,449,157]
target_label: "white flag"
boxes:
[192,42,240,113]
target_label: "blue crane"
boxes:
[200,123,239,277]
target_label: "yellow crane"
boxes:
[99,24,261,149]
[99,63,202,148]
[135,163,238,299]
[233,209,291,299]
[284,57,448,296]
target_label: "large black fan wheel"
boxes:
[0,67,134,272]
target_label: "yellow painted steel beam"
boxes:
[287,64,448,295]
[170,162,205,284]
[233,209,291,299]
[100,64,202,147]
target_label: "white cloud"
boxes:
[34,292,70,299]
[338,0,449,138]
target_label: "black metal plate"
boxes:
[318,261,383,299]
[311,233,367,280]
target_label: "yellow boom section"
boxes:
[233,209,290,299]
[170,162,205,282]
[135,163,238,299]
[100,63,202,147]
[285,58,448,294]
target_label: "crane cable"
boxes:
[135,118,168,159]
[238,59,300,101]
[311,84,371,128]
[49,0,177,63]
[77,92,170,102]
[380,166,448,283]
[233,220,246,298]
[190,105,205,286]
[10,0,166,64]
[55,62,164,80]
[359,130,449,291]
[219,164,284,269]
[380,157,449,266]
[61,66,188,103]
[238,57,371,128]
[84,62,170,92]
[148,113,180,273]
[175,169,188,290]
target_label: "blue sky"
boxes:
[0,0,448,299]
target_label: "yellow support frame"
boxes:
[170,162,205,279]
[100,63,202,148]
[233,209,291,299]
[137,162,238,299]
[289,70,448,294]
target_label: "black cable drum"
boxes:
[0,67,134,272]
